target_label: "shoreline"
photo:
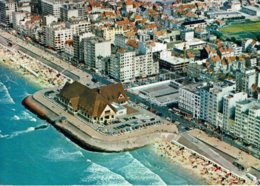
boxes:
[154,140,254,185]
[0,43,69,89]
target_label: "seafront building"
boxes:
[0,0,16,26]
[83,37,111,70]
[199,82,235,128]
[233,99,260,148]
[222,92,248,132]
[236,69,257,96]
[110,49,159,82]
[58,81,128,124]
[2,0,260,161]
[178,80,203,119]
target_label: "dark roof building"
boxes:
[59,81,128,117]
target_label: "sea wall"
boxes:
[23,95,177,152]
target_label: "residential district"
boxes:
[0,0,260,184]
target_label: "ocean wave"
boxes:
[0,133,9,138]
[0,82,15,104]
[11,115,20,121]
[45,147,84,161]
[81,161,131,185]
[117,152,167,185]
[21,111,37,122]
[11,111,37,122]
[8,127,35,139]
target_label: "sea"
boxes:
[0,65,205,185]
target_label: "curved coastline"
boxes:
[22,93,178,152]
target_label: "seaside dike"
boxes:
[22,89,178,152]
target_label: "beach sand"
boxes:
[0,44,69,89]
[154,141,254,185]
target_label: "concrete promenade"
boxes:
[189,129,260,171]
[24,89,178,151]
[0,29,93,86]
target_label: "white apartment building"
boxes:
[236,69,256,96]
[65,20,90,35]
[41,0,63,18]
[43,15,58,26]
[0,0,16,25]
[102,27,124,42]
[199,82,235,127]
[73,32,95,62]
[83,37,111,70]
[179,83,202,119]
[12,11,29,29]
[60,2,87,21]
[234,99,260,148]
[45,23,73,50]
[223,92,248,132]
[110,50,159,82]
[114,34,128,49]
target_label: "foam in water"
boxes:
[11,111,37,122]
[8,127,35,139]
[11,115,20,121]
[21,111,37,122]
[81,161,131,185]
[118,152,167,185]
[45,148,84,161]
[0,82,15,104]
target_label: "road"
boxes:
[0,28,93,86]
[1,27,258,158]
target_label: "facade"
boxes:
[60,2,87,21]
[58,81,129,124]
[65,20,90,35]
[233,99,260,148]
[236,69,256,96]
[73,32,95,63]
[110,50,159,82]
[222,92,248,132]
[0,0,16,26]
[83,37,111,70]
[179,83,202,119]
[199,82,235,127]
[102,27,124,42]
[159,50,192,71]
[40,0,63,18]
[45,23,73,50]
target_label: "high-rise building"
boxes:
[234,99,260,148]
[236,69,256,96]
[0,0,16,26]
[40,0,63,18]
[179,83,202,119]
[199,82,235,127]
[222,92,248,132]
[60,2,87,21]
[73,32,95,63]
[83,37,111,70]
[110,49,159,82]
[45,22,73,50]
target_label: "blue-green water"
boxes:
[0,65,205,185]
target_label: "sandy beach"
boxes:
[154,141,254,185]
[0,43,70,89]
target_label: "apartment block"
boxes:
[234,99,260,148]
[236,69,256,96]
[199,82,235,127]
[110,50,159,82]
[0,0,16,26]
[83,37,111,70]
